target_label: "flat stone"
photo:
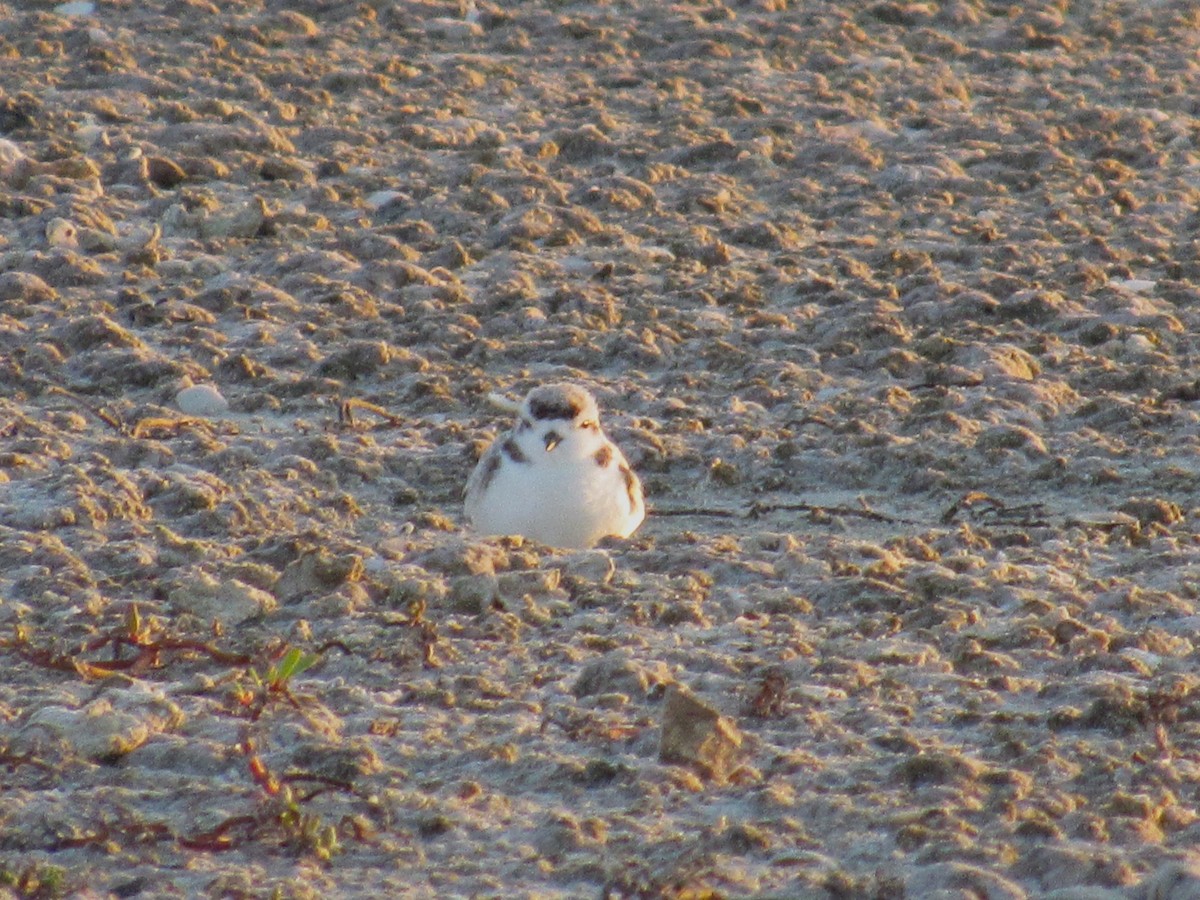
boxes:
[659,683,744,783]
[176,383,229,416]
[21,682,183,761]
[168,571,276,624]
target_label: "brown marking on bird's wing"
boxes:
[475,451,502,494]
[502,437,528,464]
[619,463,641,511]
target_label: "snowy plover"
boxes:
[465,383,645,549]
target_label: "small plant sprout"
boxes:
[263,647,321,693]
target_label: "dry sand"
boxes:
[4,0,1200,897]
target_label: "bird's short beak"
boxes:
[543,431,561,452]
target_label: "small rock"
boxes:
[54,0,96,15]
[532,812,604,857]
[1119,497,1183,527]
[671,139,742,167]
[0,271,57,305]
[717,820,773,855]
[0,138,29,180]
[1125,860,1200,900]
[146,155,188,189]
[55,313,141,351]
[905,862,1027,900]
[659,683,744,783]
[448,573,498,614]
[48,154,103,181]
[200,197,268,239]
[979,344,1041,380]
[558,549,615,584]
[21,342,65,372]
[259,156,314,184]
[892,751,984,788]
[168,572,276,624]
[176,383,229,416]
[181,196,268,240]
[384,568,449,609]
[423,239,473,270]
[1113,277,1157,294]
[45,217,78,249]
[77,226,116,252]
[276,549,363,601]
[22,683,183,761]
[416,540,509,576]
[573,651,650,698]
[424,17,483,41]
[366,189,408,210]
[975,424,1049,457]
[317,340,392,378]
[260,10,321,39]
[0,95,37,133]
[555,124,618,162]
[496,568,561,598]
[116,223,162,257]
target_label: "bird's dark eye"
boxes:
[579,420,598,430]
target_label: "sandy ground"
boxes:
[5,0,1200,897]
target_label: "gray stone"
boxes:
[659,683,743,783]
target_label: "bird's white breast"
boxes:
[466,425,643,549]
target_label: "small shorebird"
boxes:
[465,383,645,549]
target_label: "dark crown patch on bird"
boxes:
[528,394,583,422]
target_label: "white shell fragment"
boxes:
[176,384,230,416]
[54,1,96,15]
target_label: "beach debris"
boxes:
[659,683,744,783]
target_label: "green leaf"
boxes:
[267,647,320,687]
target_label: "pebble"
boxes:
[365,189,407,210]
[54,0,96,15]
[146,155,188,189]
[0,271,57,303]
[168,572,276,625]
[572,651,652,698]
[176,383,229,416]
[0,138,27,179]
[44,218,78,249]
[658,683,744,783]
[21,683,182,761]
[905,863,1027,900]
[448,572,498,614]
[557,549,615,584]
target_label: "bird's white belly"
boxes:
[471,453,634,549]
